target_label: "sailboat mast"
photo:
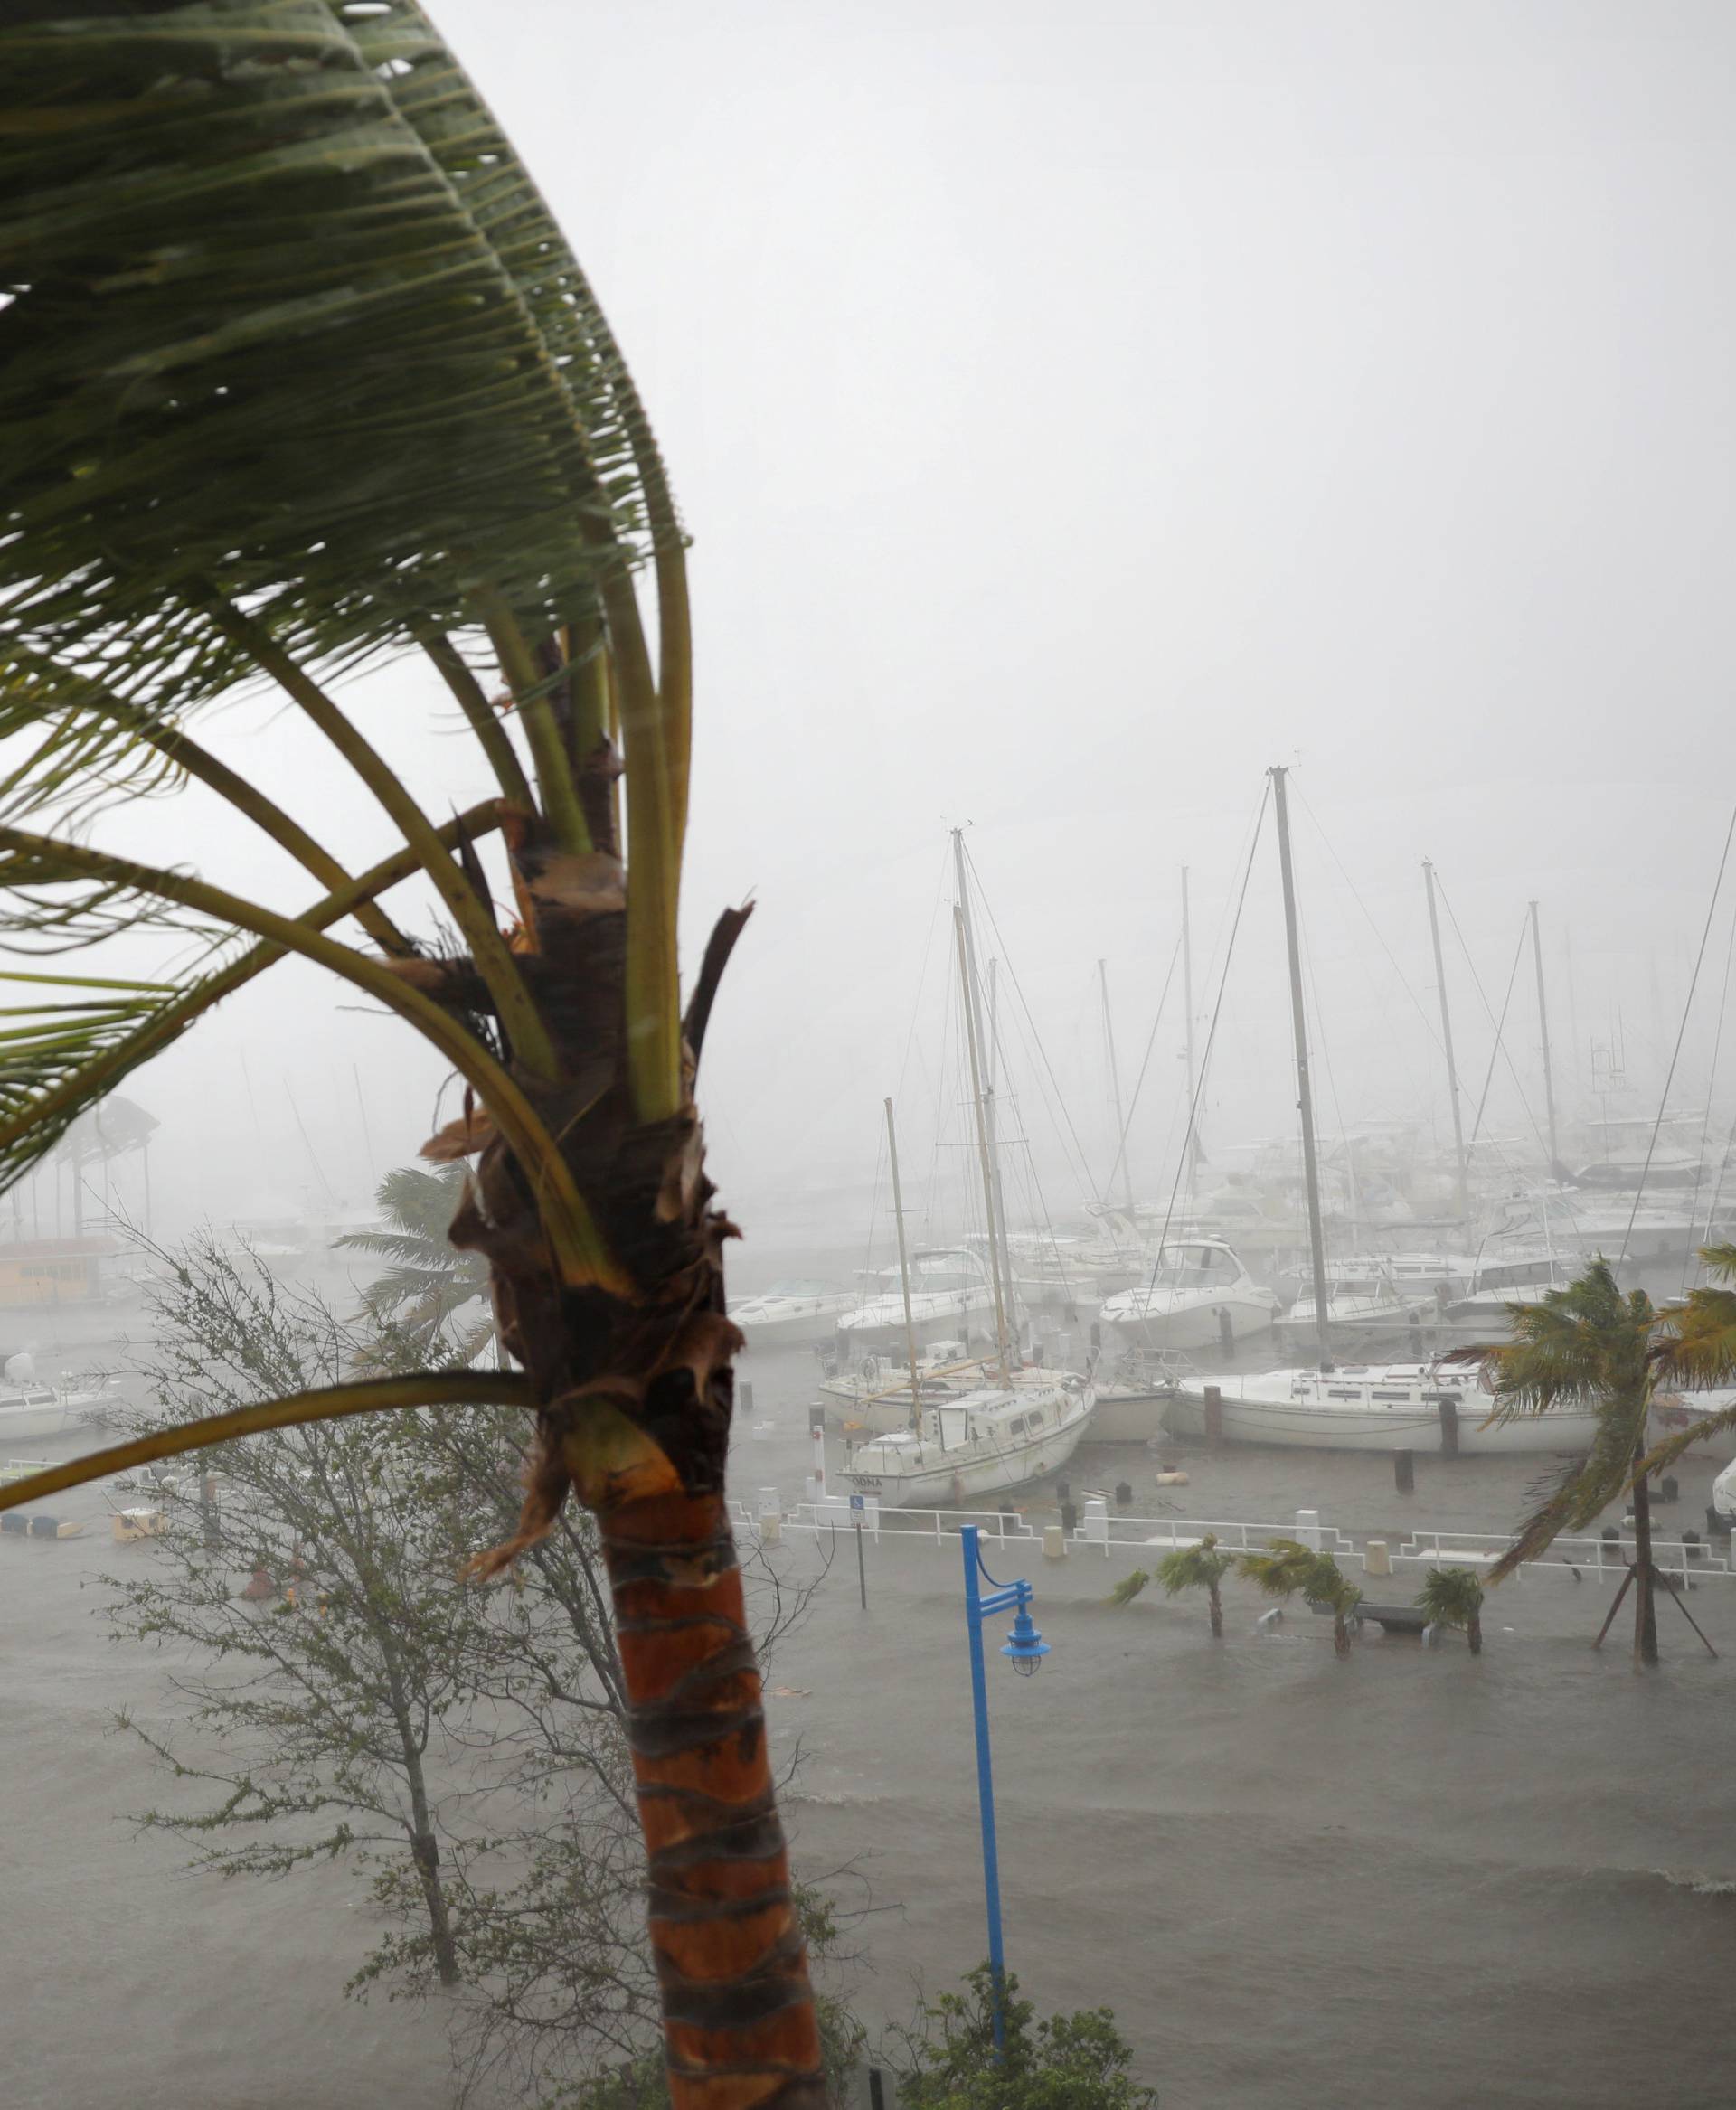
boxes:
[955,907,1013,1380]
[884,1097,924,1426]
[1182,865,1201,1170]
[1098,959,1136,1214]
[1422,858,1470,1219]
[1269,767,1333,1373]
[952,831,1019,1340]
[1529,900,1561,1172]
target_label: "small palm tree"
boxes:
[1238,1537,1363,1658]
[337,1166,493,1364]
[1416,1566,1485,1653]
[1107,1532,1235,1636]
[1449,1258,1661,1665]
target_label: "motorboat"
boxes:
[1098,1239,1278,1353]
[1161,1360,1603,1454]
[843,1372,1094,1507]
[733,1278,856,1350]
[835,1246,1018,1358]
[1274,1276,1435,1340]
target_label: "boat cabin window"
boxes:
[1156,1243,1236,1280]
[907,1253,981,1292]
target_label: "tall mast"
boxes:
[884,1097,924,1426]
[1182,866,1202,1172]
[955,908,1013,1379]
[1422,858,1469,1219]
[952,831,1018,1341]
[1098,959,1136,1214]
[1269,767,1333,1373]
[1529,900,1561,1173]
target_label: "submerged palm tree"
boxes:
[339,1166,494,1364]
[1109,1532,1235,1638]
[1238,1538,1363,1658]
[1416,1567,1485,1654]
[0,12,819,2101]
[1450,1259,1660,1667]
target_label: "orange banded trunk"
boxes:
[600,1489,826,2107]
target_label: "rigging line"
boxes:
[1433,872,1552,1169]
[1621,799,1736,1267]
[1682,891,1736,1290]
[1288,777,1446,1060]
[1101,935,1184,1210]
[1145,777,1272,1297]
[894,840,956,1109]
[1288,785,1431,1111]
[960,843,1100,1204]
[1465,917,1530,1163]
[1297,886,1355,1248]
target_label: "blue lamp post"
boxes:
[959,1523,1049,2055]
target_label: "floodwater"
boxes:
[6,1320,1736,2107]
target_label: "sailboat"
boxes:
[841,850,1094,1505]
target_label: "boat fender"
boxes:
[950,1473,966,1511]
[1155,1470,1190,1486]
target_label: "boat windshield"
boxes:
[1154,1243,1238,1283]
[763,1278,835,1297]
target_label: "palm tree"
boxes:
[1237,1538,1363,1658]
[1108,1531,1235,1638]
[1646,1242,1736,1453]
[0,13,820,2102]
[1449,1259,1661,1666]
[1416,1566,1485,1654]
[338,1166,495,1365]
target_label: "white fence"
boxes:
[735,1494,1736,1584]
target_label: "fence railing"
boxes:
[732,1495,1736,1584]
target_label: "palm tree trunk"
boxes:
[1333,1609,1351,1659]
[1467,1608,1482,1656]
[599,1485,824,2104]
[1631,1438,1659,1667]
[1208,1582,1222,1638]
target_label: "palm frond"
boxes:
[1637,1401,1736,1480]
[0,804,500,1199]
[1489,1394,1647,1581]
[0,3,655,709]
[1106,1569,1151,1607]
[0,1371,537,1520]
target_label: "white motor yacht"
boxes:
[835,1247,1017,1358]
[1098,1239,1278,1353]
[843,1373,1095,1507]
[1162,1360,1602,1454]
[733,1278,856,1350]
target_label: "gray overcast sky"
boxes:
[63,2,1736,1258]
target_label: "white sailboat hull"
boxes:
[1163,1370,1602,1455]
[0,1389,99,1442]
[844,1392,1093,1507]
